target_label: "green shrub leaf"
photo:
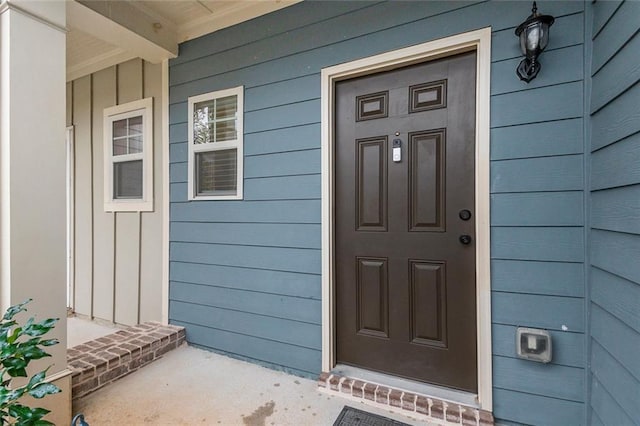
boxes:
[28,383,60,399]
[0,300,58,424]
[2,300,31,321]
[27,370,47,388]
[19,346,50,361]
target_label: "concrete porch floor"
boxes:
[67,316,120,348]
[72,344,432,425]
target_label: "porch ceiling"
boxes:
[66,0,300,82]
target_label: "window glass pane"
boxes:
[216,96,237,119]
[113,119,128,138]
[216,119,237,142]
[193,101,214,144]
[128,116,143,135]
[114,160,143,199]
[129,136,143,154]
[113,138,128,156]
[196,149,237,196]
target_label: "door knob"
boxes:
[459,209,472,221]
[459,235,472,245]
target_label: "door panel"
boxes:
[335,51,477,392]
[409,130,446,231]
[356,138,388,231]
[356,257,389,338]
[409,260,446,346]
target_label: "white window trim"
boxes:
[103,97,154,212]
[187,86,244,201]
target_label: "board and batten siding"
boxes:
[66,58,164,326]
[168,2,586,423]
[588,1,640,425]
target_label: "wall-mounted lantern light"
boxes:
[515,1,555,83]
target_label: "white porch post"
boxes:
[0,0,71,423]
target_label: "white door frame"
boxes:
[66,126,75,310]
[320,27,493,410]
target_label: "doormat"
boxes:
[333,406,411,426]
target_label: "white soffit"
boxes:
[134,1,301,43]
[66,0,300,82]
[66,26,136,82]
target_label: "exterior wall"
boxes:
[168,2,587,423]
[66,58,164,325]
[587,1,640,424]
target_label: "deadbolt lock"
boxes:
[459,235,472,245]
[459,209,472,221]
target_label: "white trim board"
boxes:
[66,126,75,310]
[320,28,493,411]
[161,59,170,325]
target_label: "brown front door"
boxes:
[335,51,477,392]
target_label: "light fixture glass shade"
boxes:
[519,21,550,57]
[515,2,554,83]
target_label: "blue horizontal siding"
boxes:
[170,262,320,299]
[245,75,321,112]
[169,2,583,103]
[491,82,583,128]
[591,32,640,113]
[245,124,320,156]
[491,155,584,193]
[591,0,640,74]
[169,1,478,86]
[491,192,583,226]
[591,0,621,38]
[170,175,321,202]
[588,3,640,423]
[169,162,186,183]
[492,292,585,332]
[591,132,640,190]
[590,267,640,333]
[493,355,584,402]
[171,199,321,224]
[493,388,584,426]
[590,340,640,421]
[491,45,583,96]
[168,102,185,125]
[490,118,584,161]
[590,305,640,381]
[492,227,584,262]
[591,185,640,234]
[245,99,319,134]
[169,142,186,164]
[491,259,584,297]
[169,123,187,144]
[170,222,320,249]
[171,281,320,324]
[171,319,320,376]
[244,149,320,179]
[168,3,588,422]
[244,174,321,201]
[590,409,605,426]
[170,2,375,66]
[590,376,635,426]
[590,229,640,285]
[591,81,640,151]
[170,300,321,350]
[170,242,320,275]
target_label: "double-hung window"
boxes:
[103,98,153,211]
[188,86,244,200]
